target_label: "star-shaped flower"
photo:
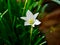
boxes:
[20,10,41,27]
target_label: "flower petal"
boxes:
[26,10,34,20]
[24,22,30,26]
[34,19,41,25]
[52,0,60,4]
[32,24,35,27]
[20,17,27,20]
[34,13,39,18]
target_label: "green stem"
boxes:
[39,41,46,45]
[22,0,27,15]
[30,25,33,45]
[8,0,12,21]
[24,0,27,10]
[1,9,8,17]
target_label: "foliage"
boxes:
[0,0,46,45]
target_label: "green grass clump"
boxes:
[0,0,47,45]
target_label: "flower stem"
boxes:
[30,25,33,45]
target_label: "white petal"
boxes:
[34,19,41,25]
[34,13,39,18]
[26,10,34,20]
[52,0,60,4]
[20,17,27,20]
[24,22,30,26]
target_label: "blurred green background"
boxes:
[0,0,47,45]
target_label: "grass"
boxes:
[0,0,46,45]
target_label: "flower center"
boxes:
[28,19,34,24]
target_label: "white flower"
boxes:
[52,0,60,4]
[20,10,41,27]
